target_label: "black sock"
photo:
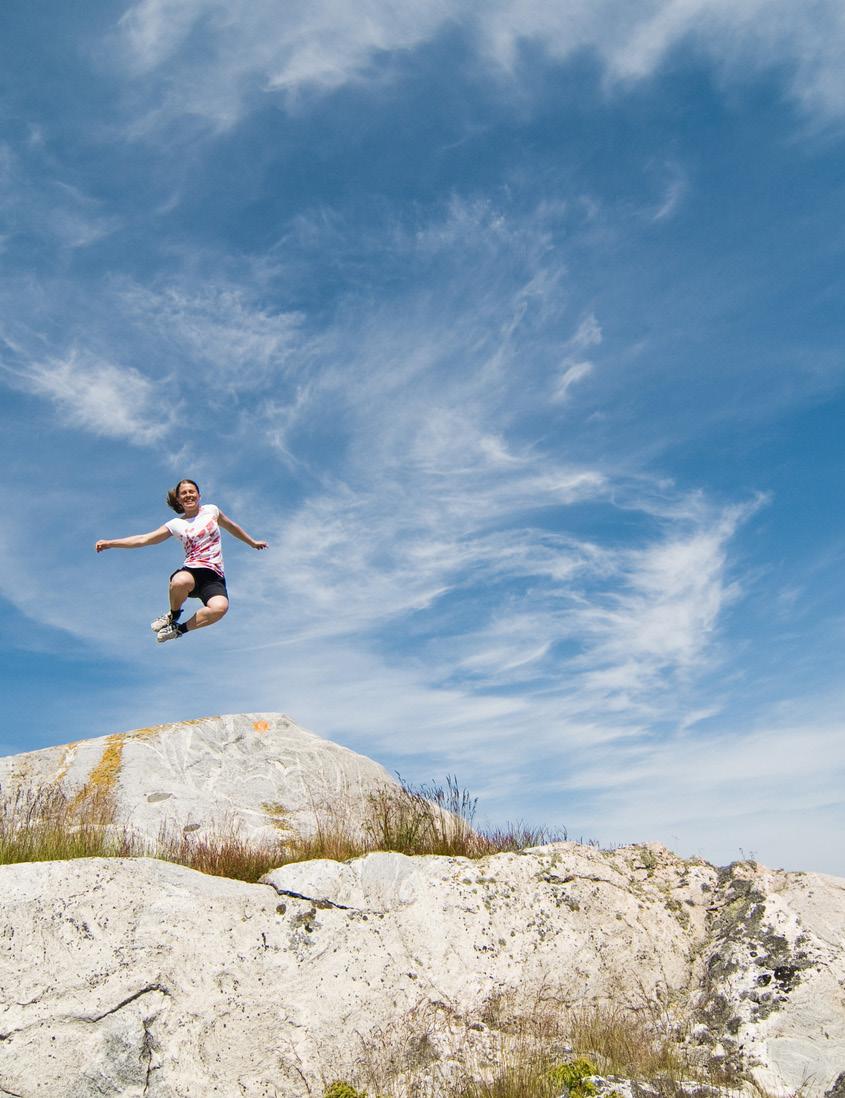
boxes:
[170,608,182,622]
[176,622,189,636]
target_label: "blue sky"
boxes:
[1,1,844,874]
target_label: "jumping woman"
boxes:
[95,479,268,644]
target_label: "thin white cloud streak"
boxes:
[578,509,746,674]
[0,144,120,250]
[114,0,845,132]
[23,352,175,445]
[118,282,304,391]
[554,313,601,401]
[651,163,687,222]
[554,360,593,402]
[116,0,458,133]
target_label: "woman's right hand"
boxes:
[95,540,111,552]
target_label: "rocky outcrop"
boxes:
[0,713,395,842]
[1,716,842,1097]
[1,844,842,1096]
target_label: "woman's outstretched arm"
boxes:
[95,526,171,552]
[217,512,268,550]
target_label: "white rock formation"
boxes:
[0,713,395,842]
[1,846,843,1096]
[0,716,843,1097]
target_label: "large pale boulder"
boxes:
[0,713,395,842]
[0,844,842,1097]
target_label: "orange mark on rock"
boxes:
[253,721,271,733]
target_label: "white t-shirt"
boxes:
[165,504,225,577]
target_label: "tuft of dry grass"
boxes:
[449,1056,581,1098]
[153,820,291,884]
[566,1001,691,1080]
[262,776,569,870]
[0,784,140,864]
[318,993,755,1098]
[0,775,570,881]
[360,776,567,859]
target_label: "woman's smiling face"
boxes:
[176,480,200,516]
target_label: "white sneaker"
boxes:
[155,624,183,644]
[151,610,174,632]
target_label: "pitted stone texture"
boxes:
[1,846,842,1097]
[0,713,395,842]
[697,861,845,1093]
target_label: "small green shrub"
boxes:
[548,1058,599,1097]
[323,1083,368,1098]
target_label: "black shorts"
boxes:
[170,567,228,605]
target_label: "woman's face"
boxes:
[177,481,200,514]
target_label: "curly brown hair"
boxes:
[166,479,200,514]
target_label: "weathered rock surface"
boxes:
[0,713,395,842]
[1,844,843,1097]
[1,716,843,1096]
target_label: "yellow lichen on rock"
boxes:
[124,717,212,740]
[87,735,125,792]
[262,802,293,832]
[72,734,125,812]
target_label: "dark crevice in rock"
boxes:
[141,1016,156,1096]
[564,873,631,891]
[1,984,172,1044]
[266,886,360,912]
[89,983,171,1023]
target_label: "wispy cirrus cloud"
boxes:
[113,0,845,133]
[0,141,120,250]
[23,351,175,445]
[118,282,304,391]
[200,204,756,752]
[554,313,602,403]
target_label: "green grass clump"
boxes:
[0,784,141,864]
[453,1063,568,1098]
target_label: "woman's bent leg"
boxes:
[184,595,229,632]
[152,571,197,632]
[169,570,196,612]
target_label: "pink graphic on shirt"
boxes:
[165,505,225,576]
